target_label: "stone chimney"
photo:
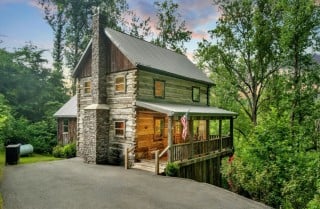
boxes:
[91,7,107,104]
[82,7,109,164]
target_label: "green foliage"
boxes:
[52,145,64,158]
[39,0,129,70]
[307,180,320,209]
[52,143,76,158]
[153,0,192,54]
[0,46,68,154]
[165,162,179,177]
[63,143,76,158]
[222,109,320,208]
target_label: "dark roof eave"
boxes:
[137,64,215,86]
[54,115,77,118]
[72,40,92,78]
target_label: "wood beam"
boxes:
[168,116,173,163]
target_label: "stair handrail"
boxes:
[125,146,135,169]
[155,145,170,175]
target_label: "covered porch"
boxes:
[134,101,237,166]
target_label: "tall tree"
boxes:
[39,0,66,72]
[278,0,320,126]
[39,0,128,70]
[125,11,152,40]
[153,0,192,54]
[196,0,280,126]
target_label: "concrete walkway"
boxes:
[1,158,272,209]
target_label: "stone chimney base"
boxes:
[83,104,109,164]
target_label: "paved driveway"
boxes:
[1,158,271,209]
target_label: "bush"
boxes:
[52,145,64,158]
[63,143,76,158]
[165,162,179,177]
[52,143,76,158]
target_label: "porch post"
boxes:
[219,119,222,151]
[168,116,173,163]
[230,117,234,148]
[190,118,194,159]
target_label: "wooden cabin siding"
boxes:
[57,118,77,145]
[137,70,209,105]
[109,40,135,72]
[79,50,92,78]
[106,70,137,164]
[136,108,168,160]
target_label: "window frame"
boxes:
[84,81,91,95]
[114,121,126,138]
[174,121,181,135]
[192,86,200,102]
[63,119,69,133]
[115,75,126,93]
[154,79,165,99]
[154,117,165,141]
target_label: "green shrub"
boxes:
[165,162,179,177]
[52,145,64,158]
[52,143,76,158]
[63,143,76,158]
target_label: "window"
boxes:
[84,81,91,94]
[154,117,165,140]
[192,87,200,102]
[63,119,69,133]
[115,76,125,93]
[154,80,165,98]
[174,121,181,135]
[115,121,125,137]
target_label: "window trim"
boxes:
[154,79,165,99]
[114,121,126,138]
[154,117,165,141]
[115,75,126,93]
[84,81,91,95]
[192,86,200,102]
[63,119,69,133]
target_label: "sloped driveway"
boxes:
[1,158,271,209]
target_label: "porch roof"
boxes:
[54,95,77,118]
[136,101,238,117]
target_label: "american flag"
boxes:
[181,113,188,140]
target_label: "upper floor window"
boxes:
[192,86,200,102]
[115,76,125,93]
[84,81,91,94]
[154,80,165,98]
[115,121,125,137]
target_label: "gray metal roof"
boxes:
[104,28,213,84]
[53,95,77,118]
[136,101,237,117]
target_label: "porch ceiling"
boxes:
[136,101,238,117]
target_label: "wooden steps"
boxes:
[132,159,167,174]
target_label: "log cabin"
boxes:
[72,10,237,186]
[53,95,77,145]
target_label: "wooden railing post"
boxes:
[219,119,222,151]
[155,150,160,175]
[168,116,173,163]
[125,147,129,169]
[230,117,234,149]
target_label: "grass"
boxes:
[19,153,60,164]
[0,152,60,209]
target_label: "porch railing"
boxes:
[171,136,233,162]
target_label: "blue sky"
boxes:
[0,0,218,67]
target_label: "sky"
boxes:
[0,0,219,68]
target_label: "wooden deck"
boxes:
[132,159,167,174]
